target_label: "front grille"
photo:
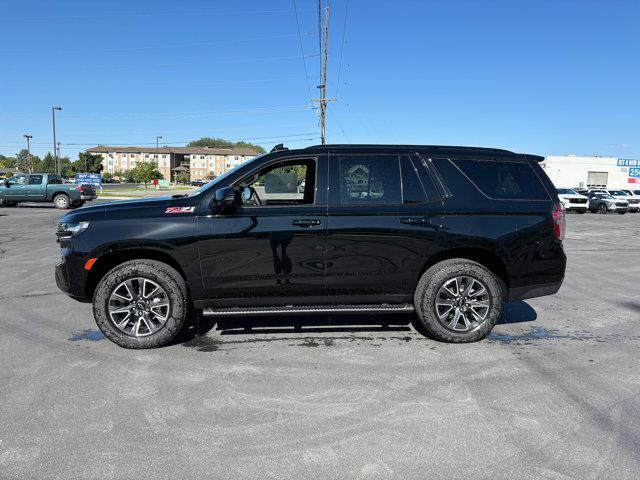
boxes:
[616,202,627,207]
[628,199,639,204]
[572,199,587,204]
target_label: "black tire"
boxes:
[597,203,608,214]
[72,201,85,209]
[413,259,503,343]
[0,200,18,207]
[617,211,626,215]
[93,260,189,349]
[53,193,71,209]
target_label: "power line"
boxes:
[293,0,314,99]
[0,104,314,120]
[4,9,314,21]
[334,0,349,99]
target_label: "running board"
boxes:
[202,303,414,316]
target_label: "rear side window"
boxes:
[453,159,549,200]
[339,155,401,205]
[401,156,428,203]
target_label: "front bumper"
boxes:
[55,255,92,302]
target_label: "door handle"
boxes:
[400,217,431,226]
[292,219,321,227]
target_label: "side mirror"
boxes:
[3,179,10,188]
[213,187,237,211]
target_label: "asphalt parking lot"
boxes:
[1,203,639,479]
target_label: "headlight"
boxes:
[57,221,90,240]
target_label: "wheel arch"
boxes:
[84,247,190,300]
[418,247,510,296]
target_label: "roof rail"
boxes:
[270,143,289,153]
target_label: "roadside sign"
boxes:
[158,179,171,188]
[76,173,102,186]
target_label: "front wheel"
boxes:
[53,193,71,209]
[93,260,189,348]
[414,259,503,342]
[597,203,608,214]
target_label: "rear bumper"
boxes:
[80,195,97,200]
[508,281,563,301]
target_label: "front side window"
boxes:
[237,159,315,206]
[11,175,26,185]
[339,155,401,205]
[454,159,549,200]
[28,175,43,185]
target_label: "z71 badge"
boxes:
[165,206,195,214]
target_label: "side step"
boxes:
[202,303,414,316]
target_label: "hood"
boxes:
[60,196,179,223]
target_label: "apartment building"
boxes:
[87,146,258,181]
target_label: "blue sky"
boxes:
[1,0,639,159]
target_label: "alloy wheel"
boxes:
[108,277,170,337]
[434,276,491,332]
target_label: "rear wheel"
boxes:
[93,260,189,349]
[414,259,503,342]
[53,193,71,209]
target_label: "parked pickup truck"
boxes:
[0,173,96,209]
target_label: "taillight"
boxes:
[76,185,84,193]
[552,202,565,240]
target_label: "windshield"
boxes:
[608,190,626,196]
[185,154,267,197]
[557,188,577,194]
[596,194,614,199]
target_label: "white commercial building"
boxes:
[541,155,640,189]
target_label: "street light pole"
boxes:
[23,134,33,173]
[52,106,62,174]
[156,136,163,179]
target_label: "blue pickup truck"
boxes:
[0,173,97,209]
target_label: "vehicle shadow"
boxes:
[497,301,537,325]
[174,301,537,346]
[175,311,415,345]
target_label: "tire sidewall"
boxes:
[414,260,503,342]
[93,260,188,348]
[54,194,70,209]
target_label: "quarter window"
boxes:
[453,159,549,200]
[401,156,428,203]
[339,156,401,205]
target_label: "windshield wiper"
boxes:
[171,194,187,199]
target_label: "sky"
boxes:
[1,0,639,160]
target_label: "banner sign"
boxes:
[76,173,102,186]
[618,159,639,167]
[158,179,171,187]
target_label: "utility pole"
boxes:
[312,6,334,145]
[56,143,61,172]
[52,106,62,174]
[156,135,163,164]
[23,134,33,173]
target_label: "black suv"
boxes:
[55,144,566,348]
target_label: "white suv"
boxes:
[556,188,589,213]
[608,189,640,213]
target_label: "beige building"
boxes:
[87,146,258,181]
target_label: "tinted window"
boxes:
[339,156,401,205]
[401,156,428,203]
[238,159,315,206]
[28,175,43,185]
[454,159,549,200]
[48,175,63,185]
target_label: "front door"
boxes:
[198,155,328,307]
[325,154,442,303]
[4,175,27,200]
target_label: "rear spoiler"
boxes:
[524,154,545,163]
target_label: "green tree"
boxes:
[78,152,104,173]
[187,137,264,154]
[175,171,190,184]
[37,153,56,174]
[0,155,17,168]
[16,149,35,173]
[130,160,163,189]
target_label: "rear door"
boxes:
[26,174,46,200]
[325,153,442,303]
